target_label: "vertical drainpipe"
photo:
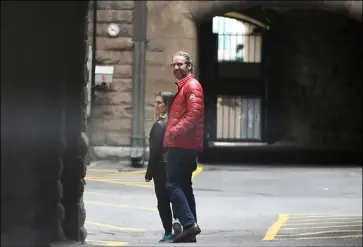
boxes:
[90,0,97,111]
[130,1,147,167]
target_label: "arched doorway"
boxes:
[198,12,271,159]
[196,7,362,163]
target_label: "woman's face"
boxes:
[155,95,166,116]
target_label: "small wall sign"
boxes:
[107,23,120,37]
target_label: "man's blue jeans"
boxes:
[166,147,198,228]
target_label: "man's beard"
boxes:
[174,70,187,79]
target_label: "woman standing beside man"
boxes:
[145,91,182,242]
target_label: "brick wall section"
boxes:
[89,1,134,147]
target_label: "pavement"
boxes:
[82,162,362,246]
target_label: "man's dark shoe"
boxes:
[172,223,200,243]
[181,235,197,243]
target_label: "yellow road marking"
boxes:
[263,214,289,241]
[88,169,145,174]
[86,166,203,189]
[86,177,145,181]
[85,191,153,197]
[88,169,123,173]
[85,221,145,232]
[281,234,362,240]
[88,166,203,177]
[288,214,361,217]
[104,242,128,246]
[85,200,157,211]
[85,192,119,196]
[287,218,362,222]
[283,224,362,230]
[192,167,203,180]
[86,178,153,188]
[276,229,362,237]
[285,221,362,226]
[127,170,147,174]
[87,240,128,246]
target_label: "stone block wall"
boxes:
[87,0,361,160]
[145,2,197,137]
[275,10,362,148]
[88,1,134,148]
[144,2,362,150]
[89,1,198,156]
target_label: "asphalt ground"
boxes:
[83,164,362,246]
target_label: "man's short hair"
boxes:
[173,51,193,73]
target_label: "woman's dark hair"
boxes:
[155,91,175,120]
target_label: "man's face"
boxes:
[171,55,190,80]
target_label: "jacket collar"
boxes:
[175,74,195,90]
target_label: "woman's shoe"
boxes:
[158,233,174,242]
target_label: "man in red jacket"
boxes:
[164,51,204,243]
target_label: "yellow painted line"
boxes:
[89,166,202,176]
[86,178,153,189]
[285,221,362,226]
[88,169,123,173]
[128,170,147,174]
[87,240,128,246]
[283,224,362,230]
[85,191,116,196]
[192,167,203,180]
[87,173,142,176]
[104,242,128,246]
[85,221,145,232]
[279,234,362,240]
[263,214,289,241]
[87,168,203,187]
[85,200,157,211]
[287,218,363,222]
[276,229,362,237]
[85,177,144,181]
[88,169,145,174]
[86,176,142,180]
[85,191,154,197]
[288,214,362,217]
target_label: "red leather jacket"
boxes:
[163,74,204,151]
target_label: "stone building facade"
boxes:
[88,1,134,160]
[1,1,361,246]
[88,1,362,161]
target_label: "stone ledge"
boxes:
[91,146,150,161]
[50,240,81,246]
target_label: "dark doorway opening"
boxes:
[197,11,275,164]
[196,9,361,165]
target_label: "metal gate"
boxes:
[209,16,267,144]
[216,96,261,140]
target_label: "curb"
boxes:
[89,146,150,161]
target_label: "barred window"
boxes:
[212,16,263,63]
